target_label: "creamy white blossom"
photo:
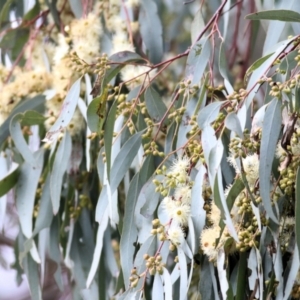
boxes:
[168,223,185,245]
[174,185,191,204]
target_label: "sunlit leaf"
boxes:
[16,149,44,238]
[259,98,281,223]
[185,37,211,85]
[246,10,300,22]
[44,78,81,143]
[50,131,72,214]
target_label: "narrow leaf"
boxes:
[246,10,300,22]
[0,162,19,197]
[50,131,72,214]
[259,98,281,223]
[120,173,141,287]
[16,149,44,238]
[110,131,143,193]
[139,0,163,64]
[145,87,167,123]
[44,78,81,142]
[185,37,211,85]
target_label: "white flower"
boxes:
[174,185,191,204]
[200,226,221,261]
[120,65,156,89]
[168,156,190,184]
[168,223,184,246]
[275,141,286,158]
[242,153,259,186]
[53,33,70,65]
[208,202,221,226]
[169,203,190,226]
[162,196,190,226]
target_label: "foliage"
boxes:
[2,0,300,299]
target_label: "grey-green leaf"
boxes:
[198,102,223,129]
[246,10,300,22]
[145,87,167,123]
[120,173,141,287]
[50,131,72,214]
[110,131,143,193]
[139,0,163,64]
[259,98,281,223]
[185,37,211,85]
[44,78,81,142]
[16,149,44,238]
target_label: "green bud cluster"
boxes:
[212,112,225,130]
[187,115,200,137]
[186,139,204,164]
[69,194,92,219]
[168,107,186,123]
[144,254,165,276]
[236,225,259,252]
[144,140,164,157]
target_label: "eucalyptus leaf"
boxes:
[15,149,44,238]
[50,131,72,214]
[44,78,81,143]
[246,9,300,22]
[185,37,211,85]
[110,131,143,193]
[139,0,163,64]
[259,98,281,223]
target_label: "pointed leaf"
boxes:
[16,149,44,238]
[246,10,300,22]
[197,102,223,129]
[0,162,19,197]
[110,131,143,193]
[120,173,141,287]
[185,37,211,85]
[259,98,281,223]
[44,78,81,142]
[50,131,72,214]
[139,0,163,64]
[145,87,167,123]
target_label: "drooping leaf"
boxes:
[33,175,53,236]
[197,101,223,129]
[219,42,234,94]
[110,131,143,193]
[145,86,167,123]
[191,8,205,44]
[86,208,109,288]
[259,98,281,223]
[10,114,36,165]
[120,173,141,288]
[139,0,163,64]
[16,149,44,238]
[104,99,118,179]
[246,53,274,77]
[0,162,19,197]
[246,10,300,22]
[23,252,42,300]
[185,37,211,85]
[87,88,108,134]
[44,78,81,142]
[235,252,247,300]
[224,112,244,138]
[50,131,72,214]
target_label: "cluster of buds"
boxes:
[144,254,165,276]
